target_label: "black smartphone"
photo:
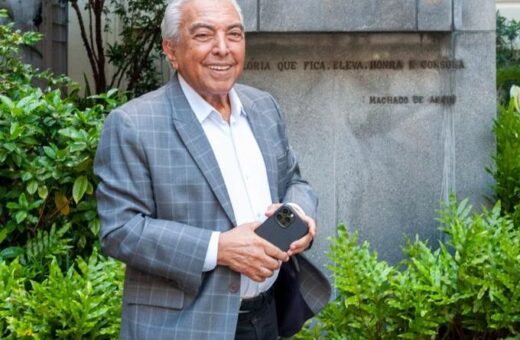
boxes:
[255,205,308,251]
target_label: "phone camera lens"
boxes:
[282,208,289,215]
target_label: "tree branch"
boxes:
[110,53,133,89]
[70,1,99,83]
[94,0,106,91]
[87,0,97,64]
[127,29,160,92]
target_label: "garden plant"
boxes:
[0,9,124,338]
[296,197,520,339]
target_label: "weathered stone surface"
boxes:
[258,0,416,32]
[240,32,495,264]
[418,0,452,31]
[236,0,497,33]
[452,32,496,208]
[453,0,495,31]
[236,0,258,32]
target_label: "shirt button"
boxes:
[228,282,239,294]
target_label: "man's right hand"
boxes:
[217,222,289,282]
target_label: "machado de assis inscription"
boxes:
[245,58,464,107]
[240,30,494,266]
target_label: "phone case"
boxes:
[255,205,308,251]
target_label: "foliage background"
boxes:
[497,12,520,104]
[0,9,124,338]
[68,0,166,97]
[0,7,519,340]
[296,198,520,339]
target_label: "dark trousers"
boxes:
[235,288,278,340]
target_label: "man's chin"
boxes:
[205,83,237,96]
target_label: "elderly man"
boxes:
[94,0,331,339]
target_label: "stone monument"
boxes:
[237,0,496,267]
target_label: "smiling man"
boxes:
[94,0,330,339]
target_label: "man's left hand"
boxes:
[265,203,316,257]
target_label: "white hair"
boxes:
[161,0,244,42]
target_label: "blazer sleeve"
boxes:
[270,96,319,220]
[94,110,212,297]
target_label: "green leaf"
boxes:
[106,88,119,98]
[15,210,27,223]
[0,94,14,109]
[6,202,19,209]
[69,142,87,152]
[0,246,24,259]
[21,172,33,181]
[9,122,22,138]
[27,180,38,194]
[73,176,89,204]
[3,142,16,152]
[86,181,94,195]
[38,185,49,199]
[19,193,29,208]
[43,146,56,159]
[89,219,101,236]
[0,228,8,244]
[58,127,80,140]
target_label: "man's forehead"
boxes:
[181,0,241,23]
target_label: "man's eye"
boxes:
[195,33,212,41]
[228,31,243,41]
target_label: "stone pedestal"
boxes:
[237,1,496,267]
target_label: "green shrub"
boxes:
[317,227,396,339]
[0,85,120,257]
[1,10,126,338]
[492,96,520,227]
[297,198,520,339]
[0,9,126,259]
[0,249,124,339]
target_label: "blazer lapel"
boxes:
[166,76,237,226]
[239,93,279,203]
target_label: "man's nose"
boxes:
[212,32,229,56]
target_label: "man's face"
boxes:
[163,0,245,104]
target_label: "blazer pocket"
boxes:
[125,282,185,310]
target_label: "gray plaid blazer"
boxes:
[94,75,331,340]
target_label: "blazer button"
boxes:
[228,282,239,294]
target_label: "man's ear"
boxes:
[162,40,179,69]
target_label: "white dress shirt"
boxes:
[179,75,278,298]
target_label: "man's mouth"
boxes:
[208,64,232,71]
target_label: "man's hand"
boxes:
[217,222,289,282]
[265,203,316,257]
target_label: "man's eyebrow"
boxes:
[189,23,215,34]
[189,22,245,34]
[228,23,245,31]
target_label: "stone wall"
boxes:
[237,0,496,266]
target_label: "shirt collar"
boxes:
[178,74,244,124]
